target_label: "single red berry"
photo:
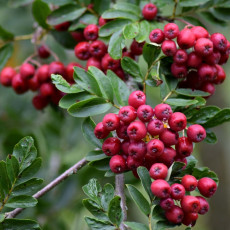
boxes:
[12,74,28,94]
[127,156,142,170]
[213,64,226,84]
[196,196,209,215]
[94,122,110,139]
[168,112,187,132]
[147,139,164,157]
[32,94,49,110]
[98,16,107,26]
[181,195,200,213]
[51,89,64,105]
[128,140,147,159]
[83,24,98,41]
[137,105,154,122]
[165,206,184,224]
[161,40,177,56]
[89,40,107,58]
[176,137,193,158]
[71,30,84,43]
[116,124,129,140]
[130,40,145,56]
[205,51,221,65]
[200,82,216,97]
[127,121,147,141]
[182,212,198,226]
[151,179,171,198]
[171,183,185,200]
[159,128,179,146]
[118,106,137,123]
[102,113,120,131]
[198,64,215,82]
[128,91,146,109]
[121,140,130,155]
[37,64,50,83]
[102,137,121,156]
[219,52,229,64]
[110,155,126,173]
[198,177,217,198]
[194,38,213,57]
[28,74,40,91]
[149,29,165,44]
[147,119,164,136]
[86,57,101,70]
[171,63,187,78]
[38,45,50,59]
[114,68,125,80]
[164,23,179,39]
[187,52,202,68]
[177,28,195,49]
[160,198,174,211]
[74,41,91,60]
[20,63,35,80]
[0,67,16,86]
[49,61,66,77]
[187,124,206,143]
[142,3,157,20]
[101,53,120,71]
[158,147,176,167]
[181,175,197,191]
[211,33,227,52]
[149,163,168,180]
[40,83,55,97]
[66,62,82,83]
[154,104,172,120]
[191,26,209,40]
[54,21,70,31]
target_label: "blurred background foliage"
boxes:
[0,1,230,229]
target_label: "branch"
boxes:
[5,158,88,219]
[115,174,127,230]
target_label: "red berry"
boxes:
[151,179,171,198]
[181,195,200,213]
[0,67,16,86]
[194,38,213,57]
[127,156,142,170]
[137,105,154,122]
[32,94,49,110]
[51,89,64,105]
[94,122,110,139]
[171,63,187,78]
[168,112,187,131]
[121,140,130,155]
[86,57,101,70]
[54,21,70,31]
[110,155,126,173]
[158,147,176,167]
[49,61,66,77]
[187,124,206,143]
[187,52,202,68]
[130,40,145,56]
[198,64,215,82]
[159,128,179,146]
[149,163,168,180]
[114,68,125,80]
[89,40,107,58]
[149,29,165,44]
[147,119,164,136]
[83,24,99,41]
[191,26,209,40]
[98,16,107,26]
[128,91,146,109]
[66,62,82,83]
[161,40,177,56]
[74,41,91,60]
[28,74,40,91]
[71,31,84,43]
[40,83,55,97]
[38,45,50,59]
[37,64,50,83]
[181,175,197,192]
[128,140,147,159]
[198,177,217,198]
[160,198,174,211]
[142,3,157,20]
[173,49,188,65]
[147,139,164,157]
[177,28,195,49]
[118,106,137,123]
[211,33,227,52]
[219,52,229,64]
[116,124,129,140]
[127,121,147,141]
[154,104,172,120]
[171,183,185,200]
[182,212,198,226]
[101,53,120,71]
[205,51,221,65]
[12,74,28,94]
[102,113,120,131]
[200,82,216,97]
[102,137,121,156]
[165,206,184,224]
[196,196,209,215]
[176,137,193,158]
[20,63,35,80]
[164,23,179,39]
[213,64,226,84]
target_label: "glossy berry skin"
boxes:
[128,91,146,109]
[40,83,55,97]
[128,140,147,159]
[198,64,215,82]
[168,112,187,132]
[109,155,126,173]
[94,122,110,139]
[142,3,157,20]
[130,40,145,56]
[160,198,174,211]
[74,42,91,60]
[137,105,154,122]
[86,57,101,70]
[187,124,206,143]
[102,137,121,156]
[154,104,172,120]
[171,63,187,79]
[147,119,164,136]
[12,74,28,94]
[198,177,217,197]
[116,124,129,140]
[118,106,137,123]
[187,52,202,68]
[211,33,227,52]
[28,75,40,91]
[164,23,179,39]
[200,82,216,97]
[191,26,209,40]
[98,16,107,26]
[127,121,147,141]
[38,45,50,59]
[161,40,177,56]
[213,64,226,84]
[205,51,221,65]
[101,53,120,71]
[89,40,107,58]
[149,29,165,44]
[158,147,176,167]
[102,113,120,131]
[147,139,164,157]
[71,31,84,42]
[177,29,195,49]
[83,24,98,41]
[49,61,66,77]
[149,163,168,180]
[219,53,229,64]
[20,63,35,80]
[159,129,179,146]
[32,95,49,110]
[181,196,200,213]
[181,175,198,191]
[127,156,142,170]
[54,21,70,31]
[66,62,82,83]
[195,38,213,57]
[176,137,193,158]
[182,212,198,226]
[151,179,171,199]
[171,183,185,200]
[196,196,209,215]
[37,64,50,83]
[0,67,16,86]
[165,206,184,224]
[173,49,188,65]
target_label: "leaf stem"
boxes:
[162,91,173,103]
[148,206,153,230]
[172,0,178,19]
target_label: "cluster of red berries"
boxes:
[149,23,229,97]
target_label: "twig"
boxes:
[162,91,173,103]
[115,174,127,230]
[172,0,178,19]
[5,158,88,219]
[174,18,194,26]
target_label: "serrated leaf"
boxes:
[166,98,198,106]
[101,183,115,211]
[0,43,13,71]
[86,150,107,162]
[123,22,139,39]
[85,217,116,230]
[152,205,165,222]
[93,0,111,15]
[124,222,148,230]
[0,161,11,198]
[1,218,40,230]
[102,9,139,21]
[135,20,150,43]
[42,0,74,5]
[82,179,102,203]
[126,184,150,216]
[179,0,210,7]
[204,129,217,144]
[0,26,14,41]
[6,155,19,183]
[143,43,161,67]
[108,29,124,59]
[114,2,141,15]
[175,88,210,97]
[5,195,37,208]
[108,196,123,226]
[89,158,111,171]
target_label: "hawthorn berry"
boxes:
[176,137,193,158]
[137,105,154,122]
[142,3,157,20]
[159,128,179,146]
[177,28,196,49]
[187,52,202,68]
[161,40,177,56]
[171,63,187,78]
[196,196,210,215]
[71,31,84,43]
[101,53,120,71]
[109,155,126,173]
[128,140,147,159]
[149,163,168,180]
[102,113,120,131]
[40,83,55,97]
[149,29,165,44]
[130,40,145,56]
[12,74,28,94]
[121,140,130,155]
[32,94,49,110]
[118,106,137,123]
[198,177,217,197]
[160,198,174,211]
[200,82,216,97]
[89,40,107,58]
[28,75,40,91]
[54,21,70,31]
[173,49,188,65]
[191,26,209,40]
[181,175,197,191]
[102,137,121,156]
[147,139,164,157]
[147,119,164,136]
[20,63,35,80]
[116,124,129,140]
[0,67,16,86]
[211,33,227,52]
[94,122,110,139]
[181,195,200,213]
[195,38,213,56]
[66,62,82,83]
[164,23,179,39]
[86,57,101,70]
[37,64,50,83]
[213,64,226,84]
[171,183,185,200]
[168,112,187,131]
[182,212,198,226]
[154,103,172,120]
[98,16,107,26]
[127,156,142,170]
[127,120,147,141]
[38,45,50,59]
[165,206,184,224]
[158,147,176,167]
[48,61,66,77]
[128,91,146,109]
[187,124,206,143]
[151,179,171,199]
[74,42,91,60]
[83,24,99,41]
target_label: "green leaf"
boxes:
[104,170,115,177]
[82,117,103,148]
[143,43,161,67]
[0,214,5,223]
[179,0,210,7]
[42,0,74,5]
[181,155,198,176]
[137,167,154,201]
[123,22,139,39]
[99,19,132,37]
[8,0,34,8]
[160,75,170,100]
[200,12,227,26]
[135,20,150,43]
[181,16,206,27]
[203,109,230,128]
[32,0,51,29]
[6,155,19,183]
[101,183,115,211]
[155,220,179,230]
[175,88,210,97]
[108,196,123,226]
[114,2,141,15]
[5,195,37,208]
[93,0,111,15]
[152,205,165,222]
[166,98,198,106]
[89,158,111,171]
[85,217,116,230]
[167,161,185,180]
[1,219,40,230]
[0,161,11,198]
[204,129,217,144]
[74,67,102,96]
[121,57,143,81]
[124,222,148,230]
[192,167,219,184]
[102,9,139,21]
[0,43,13,71]
[12,178,43,196]
[0,26,14,41]
[126,184,150,216]
[217,2,230,8]
[107,70,130,106]
[210,8,230,22]
[86,150,107,162]
[68,98,112,117]
[47,4,86,25]
[88,66,114,101]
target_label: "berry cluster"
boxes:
[149,23,229,97]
